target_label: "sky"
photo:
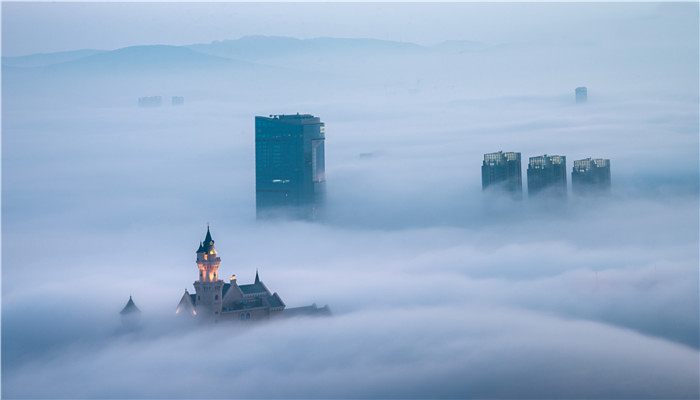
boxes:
[2,2,699,399]
[1,2,694,56]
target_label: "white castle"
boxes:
[174,227,329,321]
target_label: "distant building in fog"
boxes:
[119,295,142,328]
[138,96,162,107]
[527,154,567,197]
[255,114,326,219]
[171,96,185,106]
[575,87,588,103]
[481,151,522,197]
[176,227,330,322]
[572,158,611,195]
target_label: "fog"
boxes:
[2,3,699,399]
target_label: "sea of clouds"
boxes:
[2,3,698,398]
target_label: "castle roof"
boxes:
[223,297,265,312]
[269,292,285,309]
[120,296,141,315]
[239,282,268,295]
[221,283,231,298]
[238,271,269,295]
[197,226,216,253]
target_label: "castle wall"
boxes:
[193,280,224,317]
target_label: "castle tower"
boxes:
[119,295,142,329]
[192,226,224,318]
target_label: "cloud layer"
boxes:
[2,3,699,398]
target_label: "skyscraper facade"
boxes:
[527,154,567,197]
[255,114,326,218]
[481,151,522,196]
[572,158,611,195]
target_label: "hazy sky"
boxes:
[2,2,694,56]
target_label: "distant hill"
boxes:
[187,35,427,62]
[2,37,493,72]
[1,49,106,68]
[41,45,254,73]
[1,42,328,108]
[2,36,499,108]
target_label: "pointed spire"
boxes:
[198,225,216,253]
[120,296,141,315]
[203,225,214,245]
[255,269,260,284]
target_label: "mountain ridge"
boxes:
[2,36,492,69]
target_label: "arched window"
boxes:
[240,313,245,320]
[246,312,251,320]
[215,295,218,300]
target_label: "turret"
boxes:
[192,226,224,319]
[119,295,142,328]
[196,225,221,282]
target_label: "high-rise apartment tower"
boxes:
[481,151,522,197]
[572,158,611,195]
[527,154,567,197]
[255,114,326,218]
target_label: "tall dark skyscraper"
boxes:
[255,114,326,218]
[527,154,567,197]
[481,151,522,197]
[572,158,611,195]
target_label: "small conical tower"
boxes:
[176,289,197,317]
[192,226,224,319]
[120,295,142,328]
[120,296,141,315]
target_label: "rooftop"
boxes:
[120,296,141,315]
[529,154,566,167]
[484,151,520,164]
[256,113,322,125]
[239,282,268,295]
[197,226,216,254]
[573,158,610,170]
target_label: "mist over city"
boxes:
[2,2,698,399]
